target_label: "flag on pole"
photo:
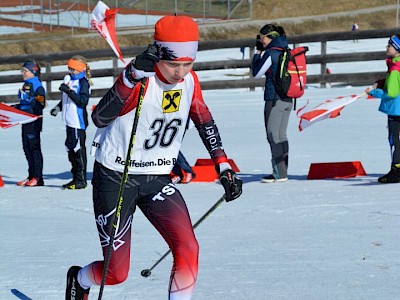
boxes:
[91,1,125,63]
[0,103,41,129]
[297,93,366,131]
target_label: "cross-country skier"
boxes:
[65,15,242,300]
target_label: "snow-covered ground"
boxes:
[0,15,399,300]
[2,84,399,300]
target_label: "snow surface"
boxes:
[0,28,399,300]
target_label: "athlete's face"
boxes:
[68,67,82,75]
[157,60,194,84]
[20,68,35,80]
[260,34,272,47]
[386,44,399,58]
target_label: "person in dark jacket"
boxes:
[50,55,92,189]
[16,60,46,187]
[252,24,292,183]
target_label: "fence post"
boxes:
[320,41,327,88]
[112,57,118,82]
[249,46,255,91]
[45,61,52,93]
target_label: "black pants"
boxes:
[388,116,400,165]
[87,161,198,297]
[22,122,43,179]
[65,126,87,183]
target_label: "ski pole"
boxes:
[97,78,147,300]
[140,194,226,278]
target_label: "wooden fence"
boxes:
[0,27,394,102]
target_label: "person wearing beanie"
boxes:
[50,55,92,190]
[15,60,46,187]
[65,15,242,300]
[251,24,292,183]
[365,34,400,183]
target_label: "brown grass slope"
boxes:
[0,0,397,59]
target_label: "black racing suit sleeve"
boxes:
[92,73,138,128]
[66,78,90,108]
[195,119,228,166]
[55,100,62,111]
[188,69,228,166]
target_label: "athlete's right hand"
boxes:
[256,34,264,51]
[219,169,243,202]
[50,106,60,117]
[125,44,160,82]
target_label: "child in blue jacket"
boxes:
[50,55,92,189]
[366,34,400,183]
[16,60,46,187]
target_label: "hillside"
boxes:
[0,0,397,60]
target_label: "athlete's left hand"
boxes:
[59,83,70,93]
[256,34,264,51]
[219,169,243,202]
[125,44,160,82]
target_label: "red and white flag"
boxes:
[91,1,125,63]
[0,103,41,129]
[297,93,366,131]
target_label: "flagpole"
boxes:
[145,0,148,25]
[116,0,119,27]
[87,0,90,32]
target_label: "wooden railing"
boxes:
[0,28,394,102]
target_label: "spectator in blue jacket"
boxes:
[365,34,400,183]
[251,24,292,183]
[16,60,46,187]
[50,55,92,190]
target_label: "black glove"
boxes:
[50,106,60,116]
[134,44,159,72]
[219,169,243,202]
[256,34,264,51]
[59,83,70,93]
[126,44,160,82]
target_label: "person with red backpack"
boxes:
[252,24,292,183]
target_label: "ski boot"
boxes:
[378,164,400,184]
[62,181,87,190]
[65,266,90,300]
[25,177,44,187]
